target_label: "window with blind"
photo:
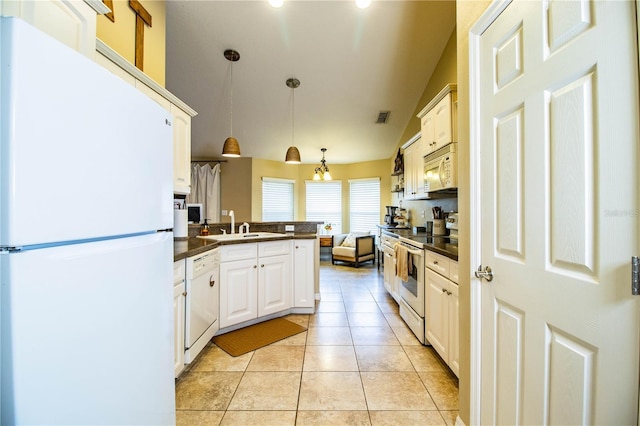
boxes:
[349,178,380,234]
[262,177,294,221]
[305,181,342,234]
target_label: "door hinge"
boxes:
[632,256,640,295]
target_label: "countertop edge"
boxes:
[174,233,318,262]
[380,229,458,262]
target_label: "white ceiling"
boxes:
[165,0,456,164]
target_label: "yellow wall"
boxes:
[251,158,391,230]
[220,158,253,223]
[395,28,458,151]
[456,2,492,424]
[96,0,166,86]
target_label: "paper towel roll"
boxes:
[174,209,188,238]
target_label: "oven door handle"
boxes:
[401,245,424,256]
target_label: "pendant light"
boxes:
[284,78,301,164]
[313,148,332,180]
[222,49,241,157]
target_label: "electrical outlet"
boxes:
[285,225,295,232]
[221,209,228,216]
[421,210,425,218]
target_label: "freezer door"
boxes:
[1,232,175,425]
[0,18,173,247]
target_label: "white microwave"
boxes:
[424,143,457,193]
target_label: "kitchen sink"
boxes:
[197,232,286,242]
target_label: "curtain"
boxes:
[186,163,220,223]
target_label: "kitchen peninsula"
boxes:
[173,221,321,378]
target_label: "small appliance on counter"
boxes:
[394,208,410,228]
[446,212,459,240]
[384,205,398,227]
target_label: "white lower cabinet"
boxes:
[219,241,291,329]
[173,259,186,378]
[293,240,316,309]
[425,252,459,377]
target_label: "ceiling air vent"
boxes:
[376,111,390,124]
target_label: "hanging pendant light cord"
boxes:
[291,86,295,145]
[229,62,233,137]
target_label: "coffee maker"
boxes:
[384,206,398,227]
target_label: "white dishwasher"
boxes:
[185,248,220,363]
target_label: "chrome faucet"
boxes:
[239,222,250,235]
[229,210,235,234]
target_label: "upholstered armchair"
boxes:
[331,233,376,267]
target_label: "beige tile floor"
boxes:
[175,260,459,426]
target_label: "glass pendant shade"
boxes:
[285,146,301,163]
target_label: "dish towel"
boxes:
[394,243,413,282]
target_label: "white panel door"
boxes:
[425,268,449,360]
[474,1,639,424]
[219,259,258,328]
[294,240,315,308]
[258,254,291,317]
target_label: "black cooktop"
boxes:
[381,227,458,260]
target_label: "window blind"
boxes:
[262,177,294,221]
[349,177,380,234]
[305,181,342,234]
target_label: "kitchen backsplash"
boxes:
[402,197,458,228]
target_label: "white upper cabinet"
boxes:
[402,133,426,200]
[171,105,192,195]
[417,84,457,155]
[0,0,108,58]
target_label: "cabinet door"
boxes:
[2,0,97,57]
[219,259,258,328]
[293,240,315,308]
[421,110,436,155]
[173,281,185,378]
[258,254,291,317]
[412,137,426,198]
[383,250,394,294]
[448,282,459,378]
[171,104,191,195]
[425,269,449,361]
[403,143,416,199]
[433,94,453,151]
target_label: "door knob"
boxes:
[475,265,494,282]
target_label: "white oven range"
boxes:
[396,237,426,344]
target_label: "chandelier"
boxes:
[313,148,332,181]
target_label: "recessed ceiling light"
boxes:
[356,0,371,9]
[269,0,284,7]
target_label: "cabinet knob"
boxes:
[209,275,215,287]
[261,264,265,268]
[182,291,187,296]
[253,265,257,269]
[441,288,447,293]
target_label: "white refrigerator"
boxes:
[0,17,176,425]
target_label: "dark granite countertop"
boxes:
[380,226,458,261]
[174,233,318,262]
